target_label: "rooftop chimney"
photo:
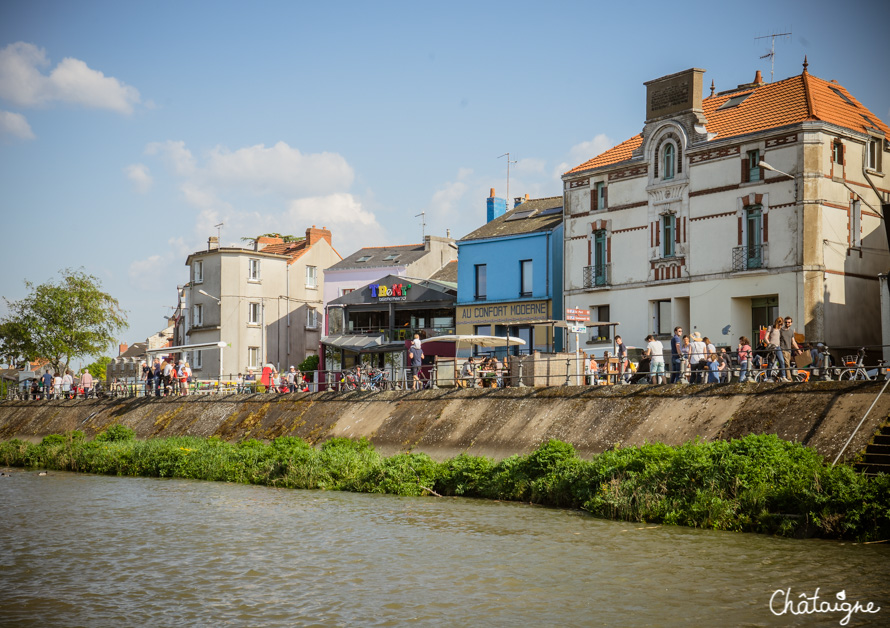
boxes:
[119,342,128,356]
[754,70,763,85]
[208,236,219,251]
[306,225,332,247]
[486,187,507,223]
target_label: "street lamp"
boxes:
[198,289,221,304]
[759,160,797,200]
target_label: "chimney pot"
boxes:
[754,70,763,85]
[490,188,495,198]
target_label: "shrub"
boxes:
[94,424,136,442]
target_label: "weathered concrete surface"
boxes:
[1,381,888,461]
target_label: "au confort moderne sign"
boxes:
[370,282,413,302]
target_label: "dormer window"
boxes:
[356,255,372,263]
[382,253,401,261]
[662,144,675,180]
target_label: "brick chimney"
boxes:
[208,236,219,250]
[119,342,128,356]
[306,225,332,246]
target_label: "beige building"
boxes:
[562,62,889,354]
[182,226,341,378]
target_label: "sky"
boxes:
[1,0,889,357]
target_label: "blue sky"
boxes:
[1,0,888,357]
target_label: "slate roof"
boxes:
[565,66,889,175]
[327,243,429,271]
[429,259,458,284]
[459,196,563,242]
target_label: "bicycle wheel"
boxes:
[839,369,856,381]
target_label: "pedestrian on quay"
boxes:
[644,334,666,385]
[737,336,752,383]
[80,370,94,398]
[615,335,629,384]
[152,359,162,397]
[689,332,708,384]
[408,342,424,390]
[179,362,191,395]
[141,360,153,396]
[780,316,800,380]
[767,318,789,381]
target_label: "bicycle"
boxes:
[839,348,870,381]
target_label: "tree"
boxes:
[1,268,128,375]
[0,320,33,368]
[84,356,112,382]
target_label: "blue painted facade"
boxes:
[456,197,564,355]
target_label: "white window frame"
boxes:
[520,260,533,297]
[248,258,261,282]
[307,307,318,329]
[306,265,318,288]
[866,137,882,172]
[248,302,261,325]
[192,350,202,369]
[193,304,203,327]
[248,347,259,369]
[193,260,203,284]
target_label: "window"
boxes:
[833,141,844,165]
[339,288,354,297]
[192,350,202,369]
[382,253,400,261]
[589,230,608,287]
[595,182,606,210]
[356,255,372,263]
[248,347,259,369]
[851,199,862,249]
[592,305,611,342]
[653,300,671,336]
[307,307,318,328]
[520,260,533,296]
[747,149,760,181]
[248,258,260,281]
[475,264,487,300]
[867,137,883,172]
[745,205,764,269]
[193,260,203,283]
[662,144,675,180]
[473,325,491,356]
[248,302,260,325]
[192,304,203,327]
[661,214,676,258]
[306,265,317,288]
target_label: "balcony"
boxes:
[732,244,766,271]
[583,264,610,288]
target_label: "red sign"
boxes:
[566,307,590,322]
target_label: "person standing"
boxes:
[689,332,708,383]
[53,372,62,400]
[779,316,800,381]
[61,371,73,399]
[408,342,424,390]
[644,335,666,385]
[670,326,683,384]
[180,362,191,395]
[615,335,629,384]
[152,359,162,397]
[162,359,174,395]
[80,370,94,398]
[737,336,752,383]
[767,317,788,381]
[286,366,297,391]
[141,361,153,396]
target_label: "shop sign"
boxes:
[371,282,412,302]
[457,300,549,325]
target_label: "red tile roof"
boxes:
[565,68,888,176]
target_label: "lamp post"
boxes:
[759,160,798,200]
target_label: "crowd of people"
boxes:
[585,316,818,385]
[458,355,510,388]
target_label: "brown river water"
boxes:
[0,470,888,627]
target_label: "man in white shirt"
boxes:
[645,334,666,385]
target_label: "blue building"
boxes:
[456,190,564,355]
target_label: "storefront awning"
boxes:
[321,334,405,354]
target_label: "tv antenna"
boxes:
[214,222,224,242]
[499,152,517,208]
[755,30,791,83]
[414,212,426,240]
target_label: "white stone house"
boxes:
[562,63,890,355]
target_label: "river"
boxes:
[1,470,887,626]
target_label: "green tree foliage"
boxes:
[0,320,33,367]
[84,356,112,381]
[298,354,319,372]
[1,269,127,375]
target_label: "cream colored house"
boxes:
[562,62,889,355]
[182,226,341,378]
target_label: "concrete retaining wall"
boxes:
[1,381,889,462]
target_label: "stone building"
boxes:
[181,226,341,378]
[561,62,890,352]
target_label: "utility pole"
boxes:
[415,212,426,240]
[499,152,517,208]
[756,30,791,83]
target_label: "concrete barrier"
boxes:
[1,381,888,462]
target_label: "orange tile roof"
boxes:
[565,69,888,176]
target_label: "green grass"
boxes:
[2,430,888,541]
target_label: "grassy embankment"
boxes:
[2,426,888,541]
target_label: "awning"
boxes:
[320,334,405,354]
[421,334,526,347]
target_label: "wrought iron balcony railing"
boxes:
[732,244,765,271]
[583,264,610,288]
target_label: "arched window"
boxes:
[663,144,675,180]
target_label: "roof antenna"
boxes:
[755,30,792,83]
[214,222,224,242]
[414,212,426,240]
[498,152,517,208]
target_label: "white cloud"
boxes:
[143,139,381,258]
[145,140,196,176]
[514,157,546,175]
[124,163,152,193]
[568,133,615,167]
[204,141,354,197]
[0,110,34,140]
[0,42,141,114]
